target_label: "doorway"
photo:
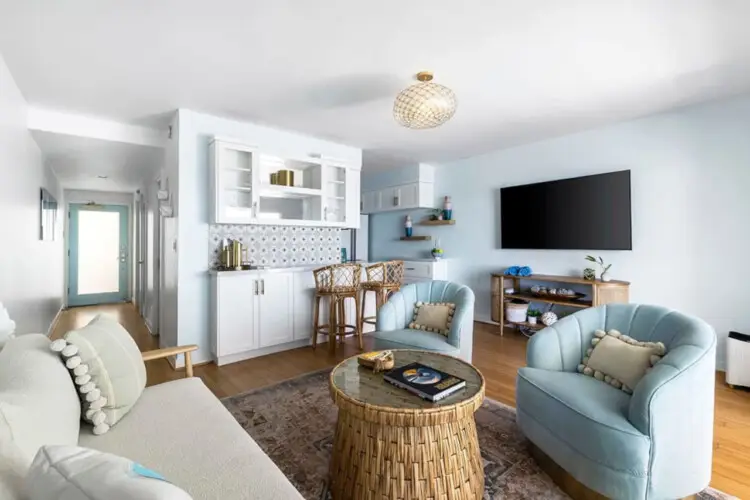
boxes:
[68,203,130,307]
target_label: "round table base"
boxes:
[329,408,484,500]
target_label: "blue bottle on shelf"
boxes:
[443,196,453,220]
[405,215,413,237]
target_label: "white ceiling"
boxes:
[4,1,750,170]
[31,131,163,192]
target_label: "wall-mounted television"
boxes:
[500,170,632,250]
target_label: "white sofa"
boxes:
[0,334,303,500]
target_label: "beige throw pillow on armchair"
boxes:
[409,302,456,336]
[577,329,666,394]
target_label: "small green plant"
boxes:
[527,308,542,318]
[429,208,443,221]
[585,255,612,275]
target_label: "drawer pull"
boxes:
[406,267,416,271]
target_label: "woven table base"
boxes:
[329,408,483,499]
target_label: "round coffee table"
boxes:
[328,350,485,500]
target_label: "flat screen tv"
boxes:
[501,170,632,250]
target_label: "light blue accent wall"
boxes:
[369,96,750,369]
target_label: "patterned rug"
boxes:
[222,369,735,500]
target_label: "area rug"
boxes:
[222,369,735,500]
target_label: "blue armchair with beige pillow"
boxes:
[375,280,475,362]
[516,303,716,499]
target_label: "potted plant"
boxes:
[431,238,444,260]
[526,308,541,325]
[585,255,613,282]
[429,208,444,221]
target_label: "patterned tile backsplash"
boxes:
[209,224,342,269]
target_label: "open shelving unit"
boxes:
[491,273,630,337]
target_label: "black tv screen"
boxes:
[501,170,632,250]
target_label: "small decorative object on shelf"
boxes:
[583,268,596,281]
[357,350,395,372]
[443,196,453,220]
[405,215,413,238]
[506,299,530,323]
[526,308,541,325]
[429,208,444,221]
[585,255,612,282]
[504,287,515,294]
[541,311,558,326]
[431,238,444,260]
[504,266,532,277]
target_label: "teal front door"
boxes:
[68,204,130,307]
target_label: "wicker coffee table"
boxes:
[328,350,485,500]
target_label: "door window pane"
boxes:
[78,211,120,295]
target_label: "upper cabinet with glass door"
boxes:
[210,138,361,228]
[209,139,258,224]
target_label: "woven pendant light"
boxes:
[393,71,457,129]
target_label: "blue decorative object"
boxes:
[504,266,520,276]
[504,266,533,277]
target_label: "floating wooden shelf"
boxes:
[419,219,456,226]
[506,293,592,309]
[399,236,431,241]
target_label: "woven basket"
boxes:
[505,299,529,323]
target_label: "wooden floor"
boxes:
[53,303,750,498]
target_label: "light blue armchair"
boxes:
[374,281,474,362]
[516,304,716,499]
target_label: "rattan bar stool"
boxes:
[312,263,363,352]
[359,260,404,331]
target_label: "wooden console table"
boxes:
[491,273,630,335]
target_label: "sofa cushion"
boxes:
[79,377,303,500]
[371,328,459,355]
[0,334,81,500]
[25,445,191,500]
[64,315,147,433]
[516,367,650,476]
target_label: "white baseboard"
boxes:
[474,313,497,325]
[47,306,64,337]
[214,339,312,367]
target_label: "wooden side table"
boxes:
[329,350,485,500]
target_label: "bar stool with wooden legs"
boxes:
[359,260,404,332]
[312,263,363,352]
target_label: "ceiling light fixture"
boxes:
[96,175,109,179]
[393,71,457,129]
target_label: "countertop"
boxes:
[208,261,372,275]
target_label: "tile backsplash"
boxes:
[209,224,342,269]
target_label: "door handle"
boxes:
[254,281,259,295]
[261,279,265,295]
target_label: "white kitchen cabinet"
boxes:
[402,259,448,284]
[361,181,434,214]
[209,140,258,224]
[210,273,257,357]
[210,138,361,228]
[257,273,294,348]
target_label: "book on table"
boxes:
[383,362,466,402]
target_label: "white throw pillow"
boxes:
[25,445,192,500]
[52,315,146,435]
[0,335,81,500]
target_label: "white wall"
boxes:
[175,109,362,363]
[0,52,65,334]
[369,96,750,369]
[159,113,179,352]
